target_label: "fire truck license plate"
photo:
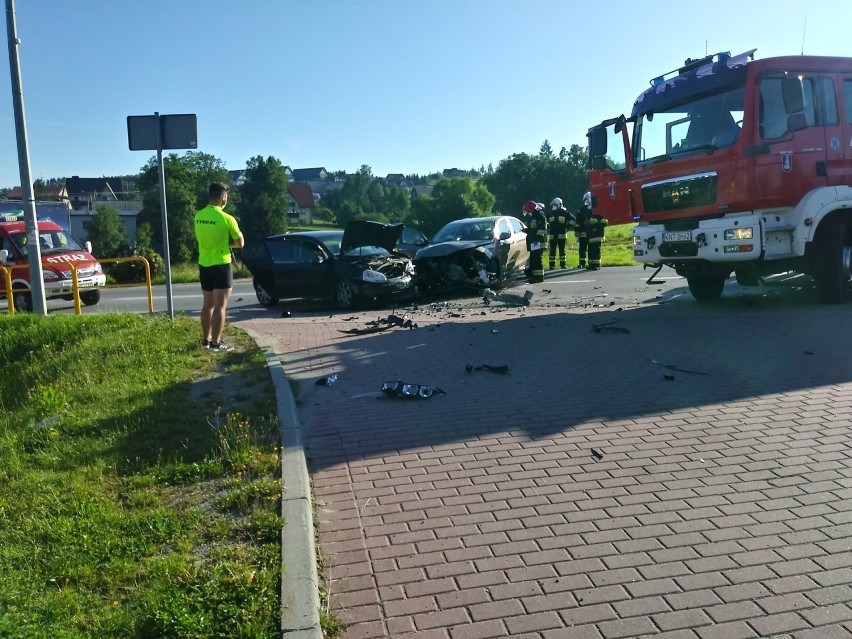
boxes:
[663,231,692,242]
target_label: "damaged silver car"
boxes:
[413,215,530,295]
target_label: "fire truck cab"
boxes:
[0,211,106,311]
[587,50,852,303]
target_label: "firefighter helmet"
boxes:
[535,202,545,211]
[523,200,537,213]
[550,197,563,209]
[583,192,592,207]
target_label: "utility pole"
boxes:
[6,0,46,314]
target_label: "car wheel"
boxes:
[80,290,100,306]
[335,280,356,310]
[12,287,32,312]
[254,281,279,306]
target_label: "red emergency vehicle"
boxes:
[0,211,105,311]
[587,50,852,302]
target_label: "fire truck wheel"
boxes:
[12,288,32,312]
[814,218,852,304]
[686,276,726,302]
[80,290,101,306]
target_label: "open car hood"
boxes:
[414,240,492,259]
[341,221,404,253]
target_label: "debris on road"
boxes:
[315,374,338,386]
[483,289,533,307]
[465,364,510,375]
[338,313,418,335]
[592,319,630,334]
[649,359,709,375]
[380,380,446,399]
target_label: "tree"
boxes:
[136,151,230,263]
[86,204,128,258]
[238,155,289,240]
[414,177,495,237]
[481,143,589,215]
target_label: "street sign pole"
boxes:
[6,0,46,314]
[154,113,174,319]
[127,112,196,320]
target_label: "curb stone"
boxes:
[242,328,322,639]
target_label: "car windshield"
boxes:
[634,86,744,165]
[432,220,494,243]
[9,229,85,256]
[343,245,390,258]
[319,235,343,257]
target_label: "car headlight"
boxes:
[362,270,387,284]
[724,227,753,240]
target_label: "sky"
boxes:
[1,0,851,190]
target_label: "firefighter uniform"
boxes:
[522,200,547,283]
[546,197,575,270]
[575,203,591,269]
[586,211,608,270]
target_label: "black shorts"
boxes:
[199,263,233,291]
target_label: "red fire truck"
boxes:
[587,50,852,302]
[0,211,105,311]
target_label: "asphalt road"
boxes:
[5,265,823,318]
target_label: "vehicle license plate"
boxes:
[663,231,692,242]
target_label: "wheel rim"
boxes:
[254,283,274,306]
[13,291,31,312]
[336,281,354,308]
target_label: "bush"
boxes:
[106,247,165,284]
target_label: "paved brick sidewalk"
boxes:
[240,293,852,639]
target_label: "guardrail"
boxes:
[0,256,153,315]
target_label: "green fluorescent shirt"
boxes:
[194,205,242,267]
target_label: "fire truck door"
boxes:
[827,75,852,184]
[588,120,633,225]
[753,73,828,208]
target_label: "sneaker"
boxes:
[208,341,234,352]
[202,339,211,348]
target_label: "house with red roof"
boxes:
[286,183,315,225]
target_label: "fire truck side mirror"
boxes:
[0,249,7,264]
[787,112,807,133]
[85,240,93,254]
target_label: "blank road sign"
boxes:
[127,114,197,151]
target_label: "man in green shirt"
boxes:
[194,182,244,352]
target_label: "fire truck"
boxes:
[587,50,852,302]
[0,211,105,311]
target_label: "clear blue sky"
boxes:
[1,0,850,189]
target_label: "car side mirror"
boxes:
[498,231,512,241]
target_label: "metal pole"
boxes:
[6,0,46,314]
[154,112,174,319]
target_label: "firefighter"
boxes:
[585,193,608,270]
[522,200,546,283]
[546,197,575,270]
[575,192,592,269]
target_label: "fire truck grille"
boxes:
[642,173,717,213]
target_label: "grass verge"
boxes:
[0,313,282,639]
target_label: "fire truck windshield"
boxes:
[634,86,745,166]
[10,229,85,257]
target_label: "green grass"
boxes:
[544,222,638,267]
[0,314,286,638]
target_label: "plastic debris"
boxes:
[338,313,417,335]
[482,290,532,307]
[663,374,675,381]
[380,380,446,399]
[465,363,510,375]
[315,374,338,386]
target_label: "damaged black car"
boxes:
[413,216,531,295]
[242,221,416,310]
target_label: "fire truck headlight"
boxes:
[42,270,60,281]
[632,236,640,246]
[724,227,753,241]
